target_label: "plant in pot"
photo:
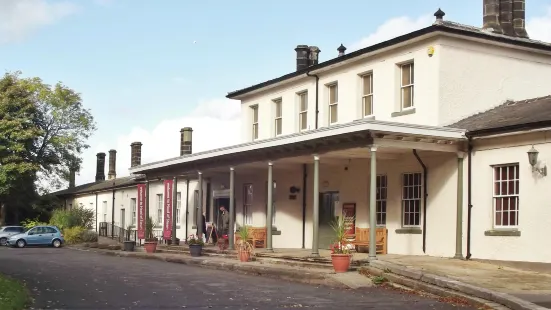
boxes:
[236,225,253,262]
[144,216,158,254]
[187,234,204,257]
[123,224,135,252]
[329,215,354,273]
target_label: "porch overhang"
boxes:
[128,119,466,176]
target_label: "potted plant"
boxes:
[329,216,354,273]
[144,216,158,254]
[123,224,135,252]
[187,234,204,257]
[236,225,253,262]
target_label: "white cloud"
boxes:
[527,7,551,42]
[75,98,242,185]
[0,0,79,44]
[349,14,433,51]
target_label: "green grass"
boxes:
[0,274,30,310]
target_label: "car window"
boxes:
[5,227,23,232]
[16,227,24,232]
[28,228,38,235]
[45,227,57,234]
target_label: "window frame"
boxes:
[376,174,387,226]
[176,192,182,224]
[251,105,259,140]
[102,201,107,222]
[400,62,414,110]
[298,91,308,131]
[401,172,422,227]
[156,194,163,225]
[492,164,520,229]
[328,83,338,124]
[130,198,137,225]
[273,98,283,136]
[362,73,374,117]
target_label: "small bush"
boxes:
[63,226,86,244]
[49,209,72,231]
[80,230,98,243]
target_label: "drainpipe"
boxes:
[301,163,307,248]
[466,136,473,260]
[111,185,115,238]
[95,193,98,232]
[185,179,190,240]
[413,150,428,253]
[306,71,320,129]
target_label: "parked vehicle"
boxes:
[6,225,64,248]
[0,226,25,246]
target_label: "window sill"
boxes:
[391,108,416,118]
[484,230,521,237]
[395,227,422,234]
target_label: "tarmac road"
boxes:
[0,246,476,309]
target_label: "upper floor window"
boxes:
[328,83,338,124]
[493,164,519,228]
[362,73,373,117]
[400,63,414,109]
[251,105,259,140]
[298,92,308,131]
[273,99,282,136]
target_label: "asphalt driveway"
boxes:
[0,246,476,309]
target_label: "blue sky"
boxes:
[2,0,551,186]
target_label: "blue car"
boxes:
[7,225,64,248]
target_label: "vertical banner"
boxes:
[163,179,173,239]
[342,203,356,235]
[137,184,146,239]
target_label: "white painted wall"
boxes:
[470,131,551,263]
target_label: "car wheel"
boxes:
[52,239,61,248]
[16,239,26,248]
[0,238,6,246]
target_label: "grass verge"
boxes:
[0,274,30,310]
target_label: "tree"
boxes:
[0,71,96,224]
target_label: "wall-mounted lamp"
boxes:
[528,145,547,176]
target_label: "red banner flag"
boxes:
[137,184,146,239]
[163,179,173,239]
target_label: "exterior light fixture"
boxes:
[528,146,547,176]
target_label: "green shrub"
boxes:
[63,226,86,244]
[20,218,47,229]
[49,209,72,231]
[80,230,98,243]
[49,206,95,230]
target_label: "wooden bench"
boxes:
[235,227,267,248]
[346,227,387,254]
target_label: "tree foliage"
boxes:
[0,71,96,224]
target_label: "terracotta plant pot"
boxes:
[331,254,352,273]
[189,244,202,257]
[144,241,157,254]
[238,250,251,262]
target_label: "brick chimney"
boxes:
[95,152,106,182]
[180,127,193,155]
[482,0,528,38]
[108,149,117,180]
[308,46,321,66]
[130,142,142,168]
[294,45,310,71]
[68,163,77,188]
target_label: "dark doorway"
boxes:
[319,191,339,249]
[213,197,230,236]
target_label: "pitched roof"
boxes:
[227,20,551,99]
[52,175,144,197]
[448,95,551,134]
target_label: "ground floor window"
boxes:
[176,192,181,224]
[130,198,136,225]
[156,194,163,225]
[376,175,387,226]
[102,201,107,222]
[493,164,519,227]
[243,184,253,225]
[402,172,421,227]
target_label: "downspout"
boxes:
[95,193,98,232]
[301,163,307,248]
[111,186,115,238]
[306,71,320,129]
[413,150,428,253]
[466,136,473,260]
[185,179,190,239]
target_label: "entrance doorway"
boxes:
[319,192,339,249]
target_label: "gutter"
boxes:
[466,136,473,260]
[306,71,320,129]
[301,164,307,248]
[413,150,428,253]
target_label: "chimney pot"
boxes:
[294,45,310,71]
[108,149,117,180]
[434,8,445,22]
[95,152,106,182]
[180,127,193,156]
[68,162,78,188]
[308,46,321,67]
[337,44,347,57]
[130,142,142,168]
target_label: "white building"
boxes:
[55,1,551,263]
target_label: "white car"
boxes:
[0,226,25,245]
